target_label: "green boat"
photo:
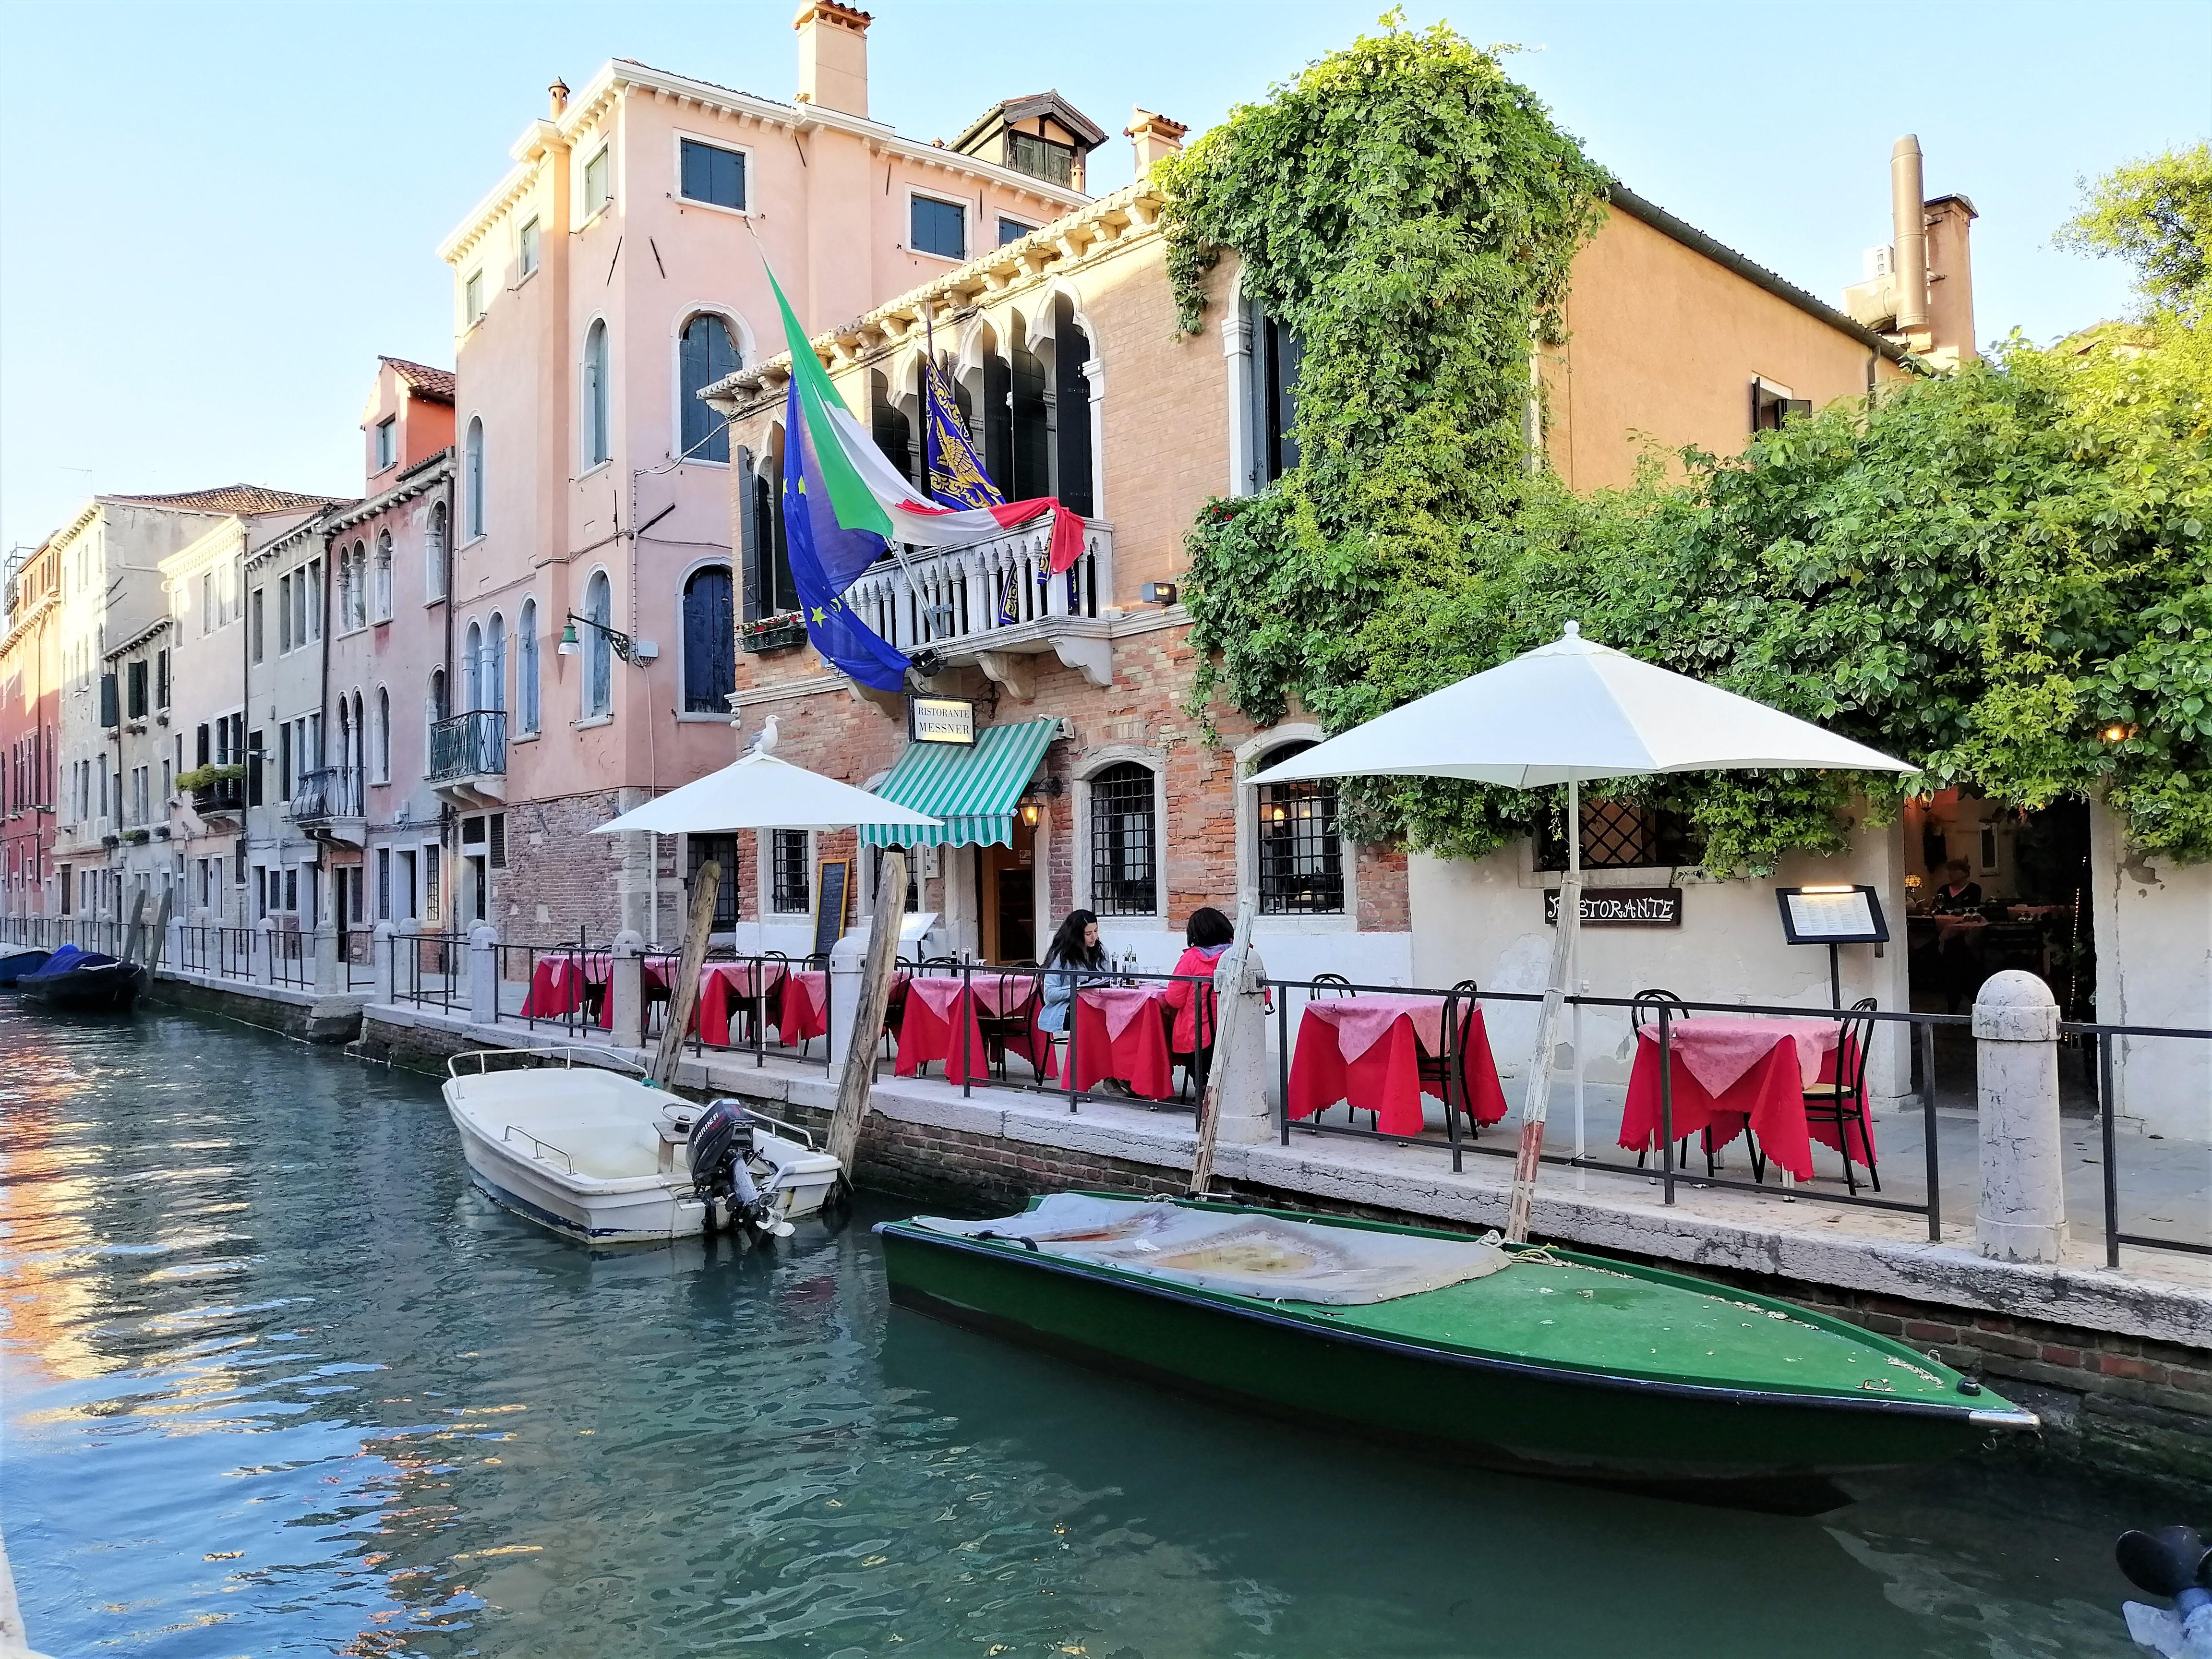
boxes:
[876,1192,2038,1501]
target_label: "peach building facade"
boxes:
[433,6,1089,944]
[698,134,1961,988]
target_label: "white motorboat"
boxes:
[443,1047,846,1246]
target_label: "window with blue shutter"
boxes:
[910,195,966,260]
[679,139,745,211]
[678,315,737,463]
[681,565,735,713]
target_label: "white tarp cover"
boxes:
[911,1194,1512,1306]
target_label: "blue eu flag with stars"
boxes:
[781,377,911,693]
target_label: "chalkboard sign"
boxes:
[813,858,852,959]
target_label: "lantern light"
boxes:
[557,622,580,656]
[1019,800,1042,828]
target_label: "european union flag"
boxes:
[923,358,1004,509]
[782,377,911,693]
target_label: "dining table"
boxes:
[1285,993,1510,1139]
[893,973,1040,1086]
[1617,1015,1873,1183]
[1067,984,1176,1101]
[694,960,788,1048]
[517,951,613,1021]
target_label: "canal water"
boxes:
[0,1003,2171,1658]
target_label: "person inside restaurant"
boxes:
[1929,857,1984,914]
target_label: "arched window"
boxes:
[740,436,798,620]
[678,314,738,462]
[336,548,355,632]
[463,421,484,539]
[583,570,613,717]
[426,668,447,777]
[428,501,449,598]
[373,531,393,622]
[582,321,611,468]
[350,541,369,630]
[1088,762,1158,917]
[1051,293,1094,517]
[517,598,540,734]
[375,687,391,783]
[1256,740,1343,914]
[681,565,735,712]
[487,613,507,714]
[463,621,483,711]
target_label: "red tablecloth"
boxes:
[1069,985,1174,1100]
[1286,995,1509,1137]
[695,961,786,1047]
[778,970,830,1047]
[1618,1017,1874,1182]
[894,974,1048,1085]
[519,952,611,1019]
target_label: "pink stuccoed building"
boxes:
[433,2,1096,945]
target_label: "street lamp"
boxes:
[559,612,636,663]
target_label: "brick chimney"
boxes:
[549,77,570,118]
[1126,108,1188,173]
[1923,193,1979,365]
[794,1,871,118]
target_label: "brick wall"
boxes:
[495,787,635,942]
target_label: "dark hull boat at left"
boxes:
[18,944,146,1013]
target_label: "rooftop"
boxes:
[951,91,1109,154]
[105,483,349,515]
[381,357,457,403]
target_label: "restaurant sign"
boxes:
[908,695,976,745]
[1545,887,1683,927]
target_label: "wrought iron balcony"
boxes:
[191,775,246,817]
[430,709,506,783]
[292,765,364,824]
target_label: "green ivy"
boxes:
[1164,20,2212,872]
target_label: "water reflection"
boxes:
[0,1000,2153,1657]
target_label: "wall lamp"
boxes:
[559,612,637,664]
[2100,722,2137,744]
[1142,581,1178,606]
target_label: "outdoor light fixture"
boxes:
[1905,873,1923,890]
[1798,884,1854,894]
[1142,581,1178,605]
[1019,800,1042,828]
[561,612,635,664]
[2101,722,2136,743]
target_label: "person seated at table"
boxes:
[1162,906,1235,1056]
[1929,858,1984,914]
[1036,910,1106,1035]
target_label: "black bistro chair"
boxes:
[1798,998,1882,1194]
[1416,980,1484,1136]
[1169,974,1223,1105]
[1306,973,1369,1129]
[1630,987,1723,1175]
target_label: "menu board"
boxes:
[1776,885,1888,944]
[812,859,851,959]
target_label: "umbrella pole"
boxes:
[1506,779,1581,1242]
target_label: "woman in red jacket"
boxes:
[1162,906,1236,1063]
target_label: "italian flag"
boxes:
[767,267,1089,575]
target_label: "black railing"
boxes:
[192,776,246,815]
[176,925,252,979]
[386,932,468,1011]
[429,710,505,781]
[2075,1019,2212,1265]
[292,765,364,822]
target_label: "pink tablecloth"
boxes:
[1618,1017,1872,1181]
[696,961,787,1047]
[894,976,992,1085]
[1286,996,1509,1138]
[1070,986,1174,1100]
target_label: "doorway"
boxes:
[978,818,1038,964]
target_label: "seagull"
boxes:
[744,714,780,758]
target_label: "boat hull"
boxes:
[878,1214,2027,1491]
[20,962,144,1011]
[0,948,53,987]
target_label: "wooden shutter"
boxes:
[1053,315,1094,517]
[1011,342,1049,500]
[737,446,761,623]
[489,812,507,870]
[983,352,1013,495]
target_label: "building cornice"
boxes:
[704,174,1165,417]
[103,615,171,662]
[437,57,1087,267]
[157,518,245,581]
[318,452,455,540]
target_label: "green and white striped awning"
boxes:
[859,718,1058,848]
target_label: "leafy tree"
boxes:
[2056,142,2212,319]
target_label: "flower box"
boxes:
[740,616,809,655]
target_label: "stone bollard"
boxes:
[313,919,342,997]
[1207,941,1276,1145]
[1975,969,2067,1264]
[828,923,869,1065]
[468,923,501,1027]
[371,920,397,1004]
[609,929,646,1051]
[252,919,274,985]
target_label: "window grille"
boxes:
[771,829,810,915]
[1088,763,1157,916]
[1256,744,1344,914]
[1534,797,1703,871]
[687,834,740,928]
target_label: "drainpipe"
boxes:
[1890,135,1928,337]
[316,518,334,922]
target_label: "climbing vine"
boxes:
[1163,24,2212,872]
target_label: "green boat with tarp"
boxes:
[876,1193,2038,1501]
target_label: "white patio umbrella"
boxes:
[589,748,943,836]
[1248,622,1917,1240]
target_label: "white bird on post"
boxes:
[745,714,781,758]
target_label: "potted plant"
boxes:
[740,613,809,654]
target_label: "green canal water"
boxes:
[0,1003,2174,1658]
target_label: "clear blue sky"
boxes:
[2,0,2205,560]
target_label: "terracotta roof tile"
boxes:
[380,357,457,402]
[106,484,348,515]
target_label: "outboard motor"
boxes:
[687,1099,767,1235]
[2117,1525,2212,1658]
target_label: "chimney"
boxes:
[794,1,871,118]
[1125,108,1189,174]
[1923,193,1980,364]
[1890,135,1929,334]
[549,77,570,118]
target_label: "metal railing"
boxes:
[429,710,506,781]
[845,519,1109,653]
[269,926,309,989]
[191,776,246,816]
[683,949,836,1081]
[2076,1019,2212,1264]
[386,932,467,1011]
[341,926,377,989]
[176,924,252,979]
[292,765,364,822]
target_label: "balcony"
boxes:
[189,773,247,820]
[292,764,367,847]
[430,709,506,808]
[841,520,1115,697]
